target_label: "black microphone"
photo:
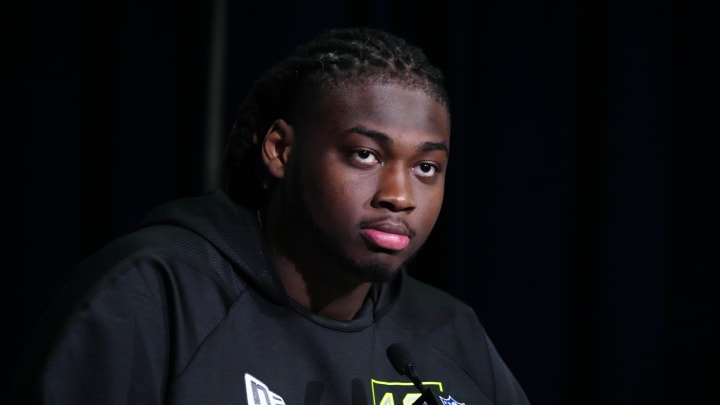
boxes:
[386,343,439,405]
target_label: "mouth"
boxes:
[360,220,413,251]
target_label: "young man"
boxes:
[10,27,530,404]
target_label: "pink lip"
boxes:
[361,228,410,251]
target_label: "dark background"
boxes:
[6,0,716,404]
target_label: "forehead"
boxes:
[292,82,451,144]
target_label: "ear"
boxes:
[261,119,295,179]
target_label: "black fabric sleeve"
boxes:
[38,263,170,404]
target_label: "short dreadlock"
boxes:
[222,27,449,209]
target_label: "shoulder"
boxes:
[68,222,241,309]
[389,273,480,332]
[31,192,260,351]
[66,190,261,309]
[31,222,243,348]
[388,274,531,404]
[10,219,245,401]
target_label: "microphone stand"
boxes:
[406,365,438,405]
[412,387,439,405]
[386,343,439,405]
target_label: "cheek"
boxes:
[418,188,445,227]
[327,181,372,212]
[301,163,371,217]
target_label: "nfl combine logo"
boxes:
[439,396,465,405]
[371,379,444,405]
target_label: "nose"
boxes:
[371,164,416,212]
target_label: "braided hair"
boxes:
[222,27,449,209]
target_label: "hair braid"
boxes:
[222,27,449,209]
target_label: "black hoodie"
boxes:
[9,190,530,405]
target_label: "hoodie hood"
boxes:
[134,189,400,331]
[138,189,286,305]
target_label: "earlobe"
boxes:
[261,119,295,179]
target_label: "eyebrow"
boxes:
[346,125,449,154]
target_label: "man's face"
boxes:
[284,82,450,283]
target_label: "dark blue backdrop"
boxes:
[7,0,716,404]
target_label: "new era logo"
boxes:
[245,373,286,405]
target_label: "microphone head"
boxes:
[386,343,413,376]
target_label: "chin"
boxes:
[346,259,402,283]
[343,245,419,283]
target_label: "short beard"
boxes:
[285,180,402,284]
[333,254,399,284]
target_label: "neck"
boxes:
[262,197,373,321]
[271,250,373,321]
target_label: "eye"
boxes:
[411,162,441,178]
[350,149,380,166]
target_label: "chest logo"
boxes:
[245,373,286,405]
[440,396,465,405]
[370,379,444,405]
